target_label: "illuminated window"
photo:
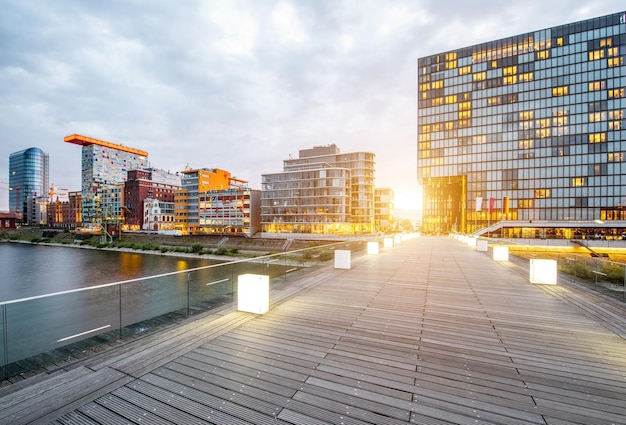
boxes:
[445,121,455,130]
[472,135,486,144]
[418,134,430,142]
[608,57,624,68]
[609,153,624,162]
[519,140,534,149]
[503,66,517,76]
[552,86,568,96]
[536,118,551,128]
[608,47,619,57]
[609,110,624,120]
[432,80,444,89]
[589,112,606,122]
[537,50,549,60]
[519,199,534,208]
[536,128,550,138]
[458,119,471,128]
[589,133,606,143]
[473,72,486,81]
[572,177,585,187]
[556,37,563,46]
[503,76,517,85]
[589,50,605,61]
[535,189,550,198]
[432,123,441,132]
[488,96,501,105]
[519,120,533,130]
[445,52,457,60]
[459,111,471,119]
[600,38,613,47]
[445,95,457,104]
[446,60,457,69]
[519,72,533,82]
[432,98,443,106]
[419,83,430,91]
[459,66,471,75]
[519,111,534,120]
[588,81,606,91]
[492,60,498,68]
[610,121,622,131]
[458,101,471,111]
[421,125,431,133]
[608,88,625,98]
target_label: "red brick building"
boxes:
[0,212,19,229]
[124,169,181,230]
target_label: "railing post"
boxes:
[3,305,8,380]
[119,284,123,340]
[187,272,191,316]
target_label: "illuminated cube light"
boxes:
[384,237,393,248]
[334,250,351,269]
[237,274,269,314]
[367,241,379,255]
[467,237,477,248]
[529,259,557,285]
[493,245,509,261]
[476,239,488,252]
[394,235,402,244]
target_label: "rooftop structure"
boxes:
[65,134,148,224]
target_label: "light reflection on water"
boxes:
[0,243,220,302]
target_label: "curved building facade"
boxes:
[8,147,49,219]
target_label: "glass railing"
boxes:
[0,239,375,380]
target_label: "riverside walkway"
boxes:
[1,236,626,424]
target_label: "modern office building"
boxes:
[418,11,626,238]
[64,134,148,225]
[8,147,49,220]
[261,145,376,235]
[175,168,260,236]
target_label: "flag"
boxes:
[475,197,483,211]
[489,197,495,213]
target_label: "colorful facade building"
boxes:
[64,134,148,226]
[175,168,260,236]
[418,11,626,237]
[261,145,376,235]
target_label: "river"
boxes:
[0,242,219,302]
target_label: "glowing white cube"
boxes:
[476,239,488,252]
[367,241,379,255]
[238,274,269,314]
[493,246,509,261]
[529,259,557,285]
[384,237,393,248]
[394,235,402,244]
[467,237,477,247]
[334,250,351,269]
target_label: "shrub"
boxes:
[190,243,204,254]
[603,262,625,284]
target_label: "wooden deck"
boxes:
[1,236,626,424]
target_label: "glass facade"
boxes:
[261,145,376,234]
[8,147,49,219]
[418,12,626,235]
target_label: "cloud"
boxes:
[0,0,622,212]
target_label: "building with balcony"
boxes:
[418,11,626,238]
[261,145,376,235]
[64,134,148,225]
[175,168,260,236]
[8,147,49,221]
[374,187,395,232]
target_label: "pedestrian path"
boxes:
[1,236,625,424]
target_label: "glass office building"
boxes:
[8,147,49,219]
[418,12,626,237]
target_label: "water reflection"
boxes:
[0,243,220,302]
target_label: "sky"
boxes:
[0,0,623,212]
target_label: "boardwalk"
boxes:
[1,236,626,424]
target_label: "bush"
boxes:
[190,243,204,254]
[603,262,625,284]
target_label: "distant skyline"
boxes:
[1,0,623,212]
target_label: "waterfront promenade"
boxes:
[1,236,626,424]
